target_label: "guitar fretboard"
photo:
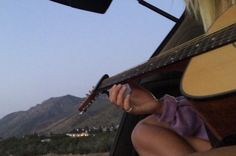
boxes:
[99,23,236,90]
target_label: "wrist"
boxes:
[150,93,163,114]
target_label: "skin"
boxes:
[109,83,162,115]
[108,83,212,156]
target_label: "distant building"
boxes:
[66,124,120,138]
[66,129,89,138]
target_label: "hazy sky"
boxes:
[0,0,185,118]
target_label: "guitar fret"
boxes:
[157,56,167,67]
[227,23,236,35]
[164,52,178,65]
[231,32,236,41]
[178,46,191,60]
[143,59,161,75]
[169,52,178,63]
[211,32,230,47]
[148,62,154,71]
[186,40,200,57]
[140,60,154,73]
[155,59,162,68]
[186,45,197,58]
[162,56,170,66]
[210,36,217,48]
[158,23,235,64]
[215,35,225,47]
[130,64,146,77]
[199,37,212,54]
[185,43,199,57]
[121,69,136,81]
[228,25,236,41]
[220,31,228,45]
[165,52,179,65]
[216,24,234,43]
[192,38,207,55]
[140,62,150,75]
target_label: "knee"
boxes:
[131,120,147,149]
[131,115,160,147]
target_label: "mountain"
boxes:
[0,95,122,138]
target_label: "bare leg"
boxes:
[131,115,211,156]
[184,136,212,152]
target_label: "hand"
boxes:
[108,83,162,114]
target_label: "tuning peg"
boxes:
[85,105,89,109]
[88,102,92,107]
[83,107,88,112]
[78,74,109,114]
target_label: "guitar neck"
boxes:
[98,23,236,91]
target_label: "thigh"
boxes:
[139,114,212,152]
[184,136,212,152]
[132,115,196,156]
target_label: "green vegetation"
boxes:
[0,132,116,156]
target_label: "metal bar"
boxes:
[138,0,179,22]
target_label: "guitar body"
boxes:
[181,5,236,99]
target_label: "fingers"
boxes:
[109,84,122,104]
[116,85,126,106]
[108,84,132,111]
[123,94,132,112]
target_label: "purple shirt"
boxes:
[156,95,209,140]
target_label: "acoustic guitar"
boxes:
[79,5,236,113]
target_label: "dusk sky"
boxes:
[0,0,185,118]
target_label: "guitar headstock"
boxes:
[78,74,109,114]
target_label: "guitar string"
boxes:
[140,23,236,71]
[153,23,236,60]
[101,23,236,88]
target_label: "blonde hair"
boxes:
[185,0,236,31]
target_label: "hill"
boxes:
[0,95,122,138]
